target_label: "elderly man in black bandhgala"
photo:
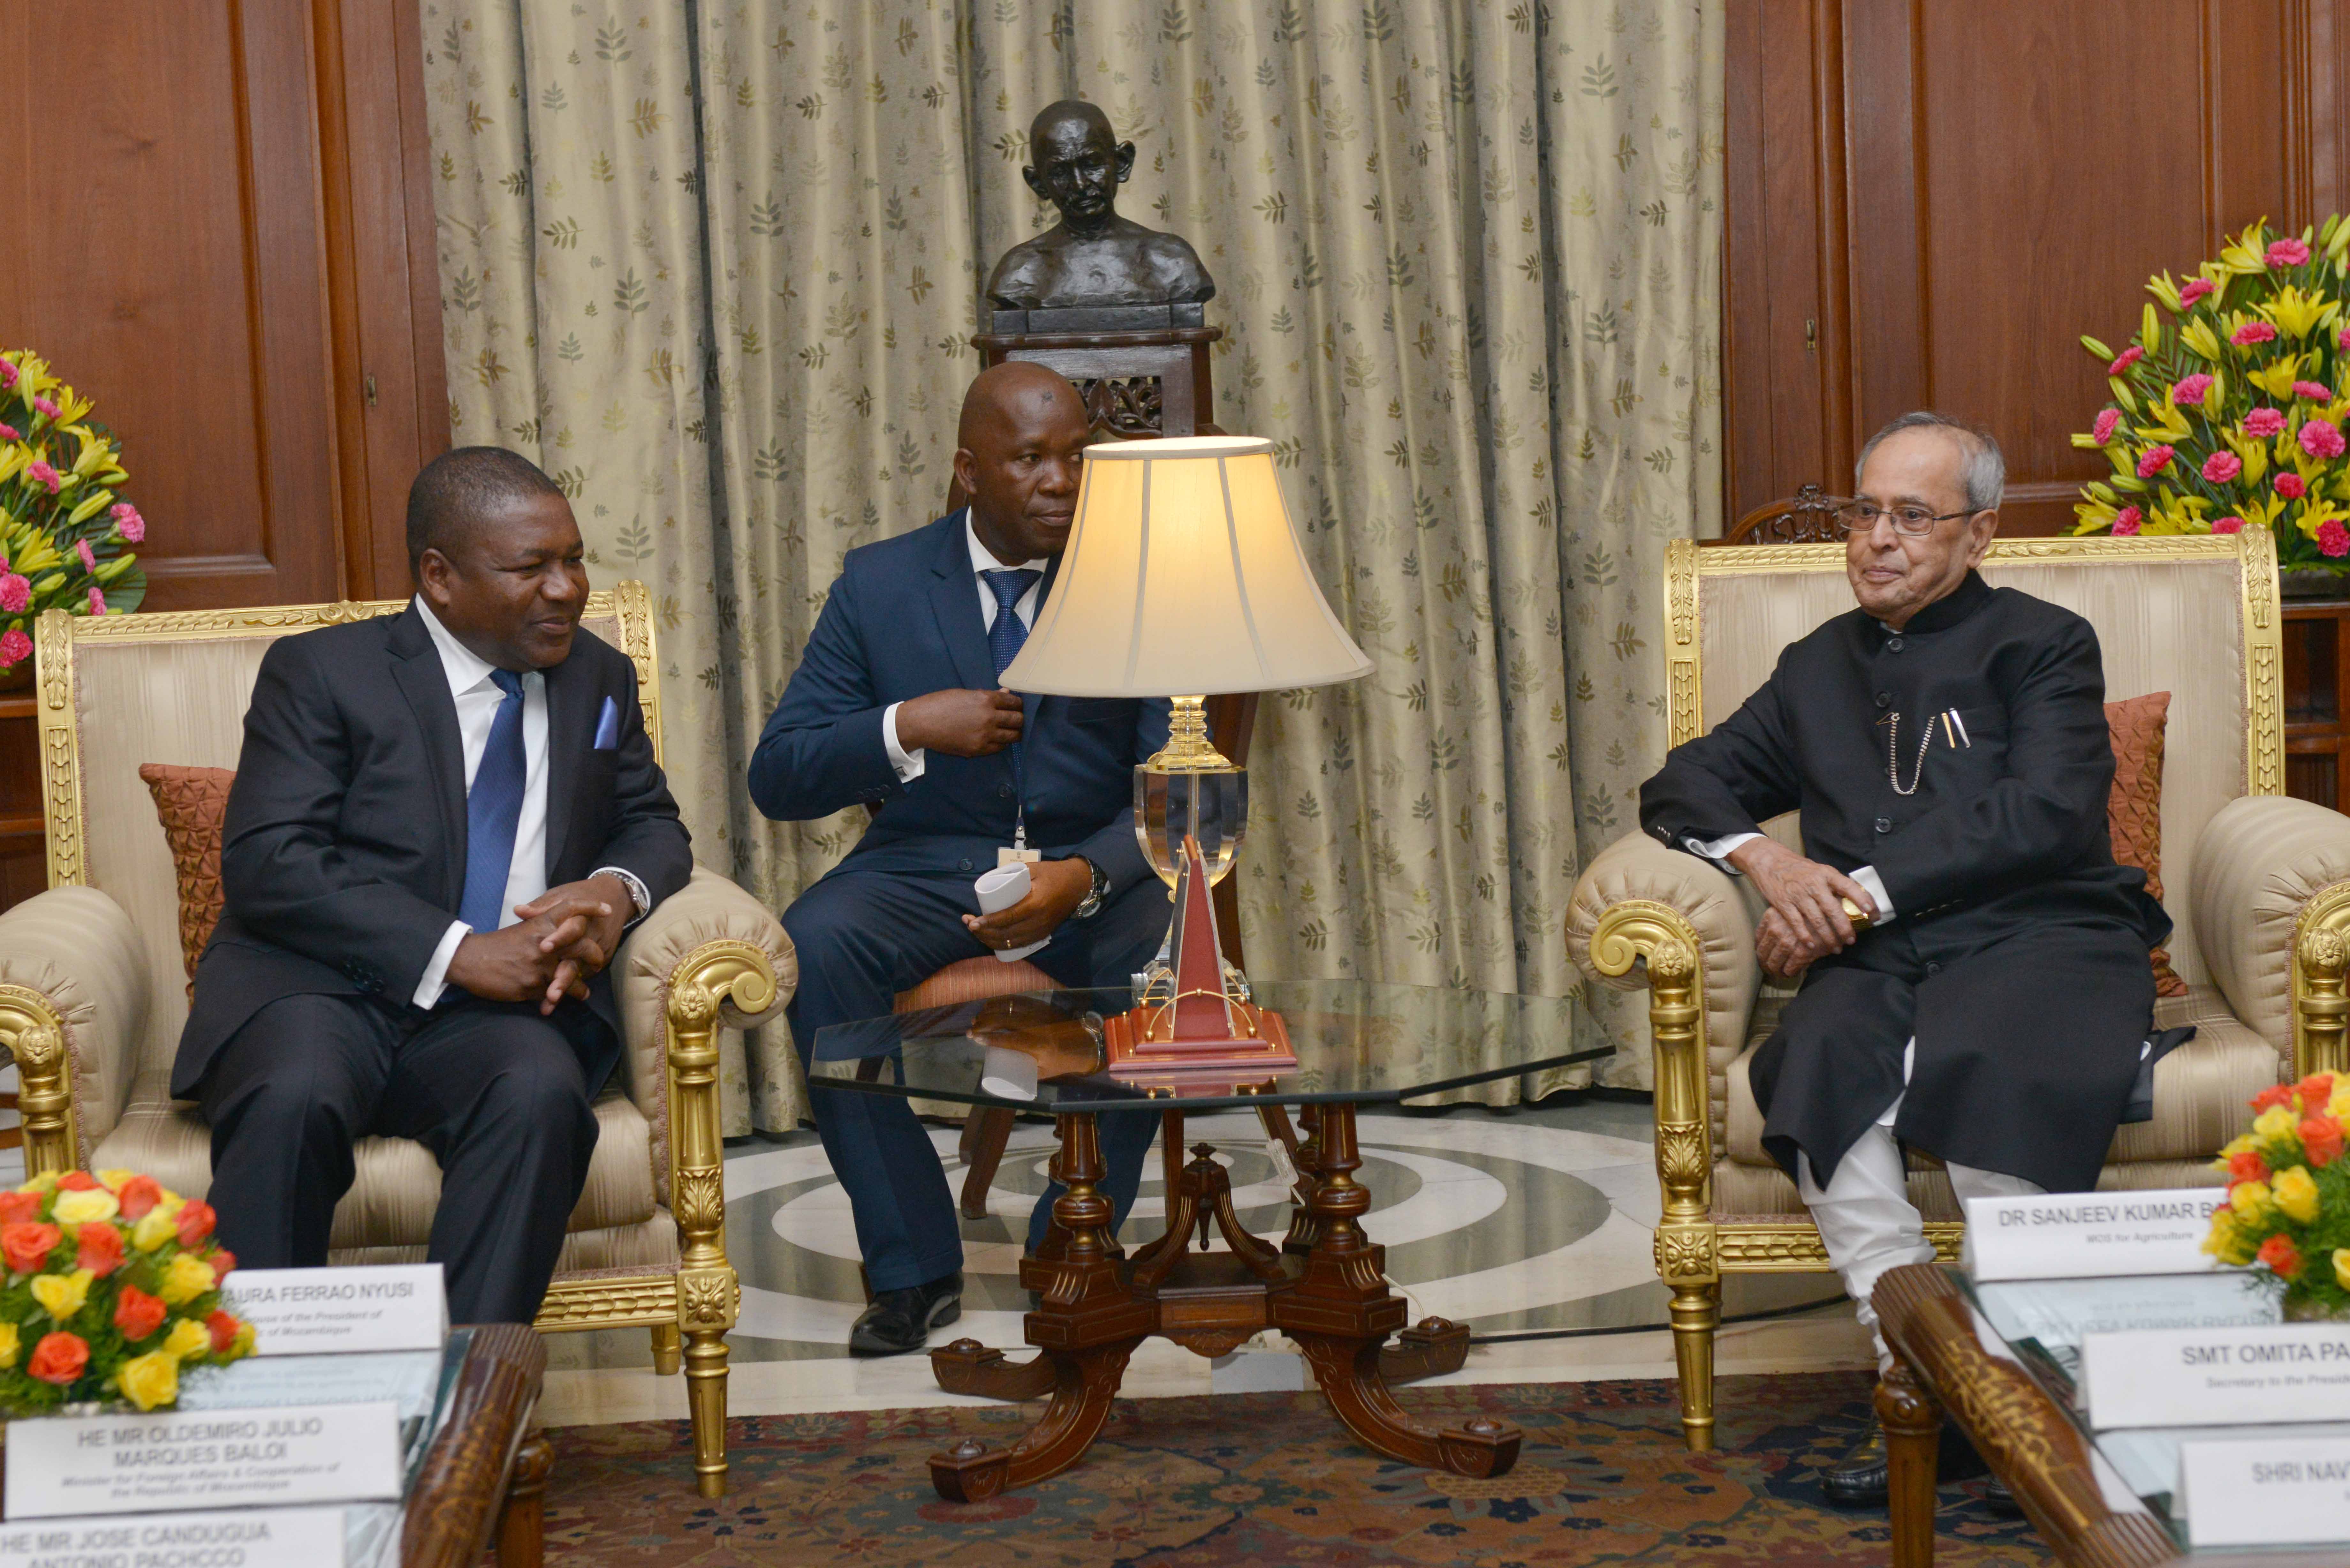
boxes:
[1639,412,2172,1507]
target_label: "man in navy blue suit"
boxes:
[749,364,1171,1355]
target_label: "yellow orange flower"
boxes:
[94,1169,133,1193]
[2255,1105,2297,1140]
[158,1253,215,1307]
[50,1188,118,1226]
[30,1267,94,1323]
[229,1321,255,1360]
[15,1173,57,1195]
[115,1349,179,1412]
[2232,1179,2274,1218]
[130,1209,177,1252]
[160,1319,209,1362]
[2273,1165,2321,1224]
[0,1322,18,1369]
[2336,1248,2350,1292]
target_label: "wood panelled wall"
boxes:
[0,0,448,610]
[1725,0,2350,535]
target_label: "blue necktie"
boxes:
[982,569,1042,679]
[458,669,527,933]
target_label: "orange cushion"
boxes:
[139,763,236,999]
[2104,692,2186,998]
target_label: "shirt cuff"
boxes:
[1684,830,1762,868]
[590,865,653,928]
[412,920,470,1010]
[882,701,926,782]
[1850,864,1896,924]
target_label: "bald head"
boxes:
[1030,98,1114,152]
[954,365,1090,564]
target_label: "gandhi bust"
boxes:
[985,100,1216,311]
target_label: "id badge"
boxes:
[997,844,1042,867]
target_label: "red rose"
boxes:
[173,1201,215,1248]
[1,1222,62,1275]
[0,1191,40,1225]
[55,1172,99,1193]
[206,1309,240,1355]
[113,1285,167,1342]
[208,1247,235,1281]
[2254,1083,2296,1112]
[27,1331,89,1386]
[74,1221,123,1277]
[2296,1073,2335,1108]
[2259,1233,2304,1279]
[115,1175,163,1221]
[2228,1149,2271,1183]
[2302,1117,2345,1167]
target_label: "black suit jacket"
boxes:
[173,603,693,1098]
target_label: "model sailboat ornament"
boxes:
[1103,833,1295,1083]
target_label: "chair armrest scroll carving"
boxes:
[0,885,150,1169]
[2187,795,2350,1067]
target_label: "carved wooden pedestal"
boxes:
[925,1100,1511,1502]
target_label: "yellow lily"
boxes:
[2110,377,2140,415]
[2219,222,2273,275]
[2073,497,2121,534]
[2147,270,2186,312]
[2223,427,2273,485]
[2259,285,2339,339]
[2249,358,2305,401]
[2179,316,2227,361]
[2141,399,2193,442]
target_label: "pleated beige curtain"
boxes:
[422,0,1723,1130]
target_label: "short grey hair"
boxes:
[1854,411,2005,512]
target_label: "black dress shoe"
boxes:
[848,1271,963,1357]
[1821,1420,1990,1507]
[1982,1473,2022,1517]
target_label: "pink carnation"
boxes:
[2137,444,2176,477]
[2212,515,2245,534]
[74,539,95,574]
[85,587,104,617]
[2341,324,2350,353]
[2113,506,2144,536]
[2246,407,2288,437]
[2180,278,2216,307]
[2092,408,2122,444]
[0,424,17,442]
[2233,320,2280,346]
[0,574,27,614]
[2296,381,2335,401]
[2109,345,2145,375]
[2324,521,2350,557]
[2172,373,2214,405]
[2268,237,2312,267]
[2202,450,2244,482]
[0,628,28,668]
[30,396,57,420]
[2278,471,2310,499]
[25,460,58,494]
[110,502,143,544]
[0,360,17,389]
[2304,419,2348,458]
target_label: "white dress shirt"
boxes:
[410,599,644,1008]
[1687,831,1896,923]
[880,513,1049,783]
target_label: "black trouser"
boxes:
[197,991,601,1324]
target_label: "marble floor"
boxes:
[540,1092,1877,1426]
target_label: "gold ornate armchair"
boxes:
[0,585,795,1497]
[1564,530,2350,1452]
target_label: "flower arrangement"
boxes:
[0,349,147,674]
[0,1169,253,1416]
[2202,1072,2350,1318]
[2072,217,2350,574]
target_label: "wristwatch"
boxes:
[1072,857,1109,920]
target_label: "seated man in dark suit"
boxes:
[180,447,693,1324]
[750,363,1171,1356]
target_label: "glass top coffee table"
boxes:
[810,978,1604,1502]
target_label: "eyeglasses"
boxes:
[1831,500,1980,537]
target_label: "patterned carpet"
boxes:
[537,1372,2049,1565]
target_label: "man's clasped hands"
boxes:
[446,873,636,1014]
[1724,836,1881,981]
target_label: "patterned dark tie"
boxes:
[458,668,527,933]
[981,568,1042,679]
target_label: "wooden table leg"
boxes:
[495,1430,552,1568]
[1275,1102,1520,1477]
[928,1112,1150,1500]
[1876,1355,1942,1568]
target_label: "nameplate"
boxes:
[0,1507,345,1568]
[4,1403,402,1519]
[217,1264,447,1355]
[2179,1436,2350,1548]
[2081,1323,2350,1429]
[1961,1188,2226,1281]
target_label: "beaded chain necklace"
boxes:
[1885,711,1935,795]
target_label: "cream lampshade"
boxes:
[1001,434,1373,917]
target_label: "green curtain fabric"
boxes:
[421,0,1723,1131]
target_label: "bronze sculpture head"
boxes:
[985,99,1215,312]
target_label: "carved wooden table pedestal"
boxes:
[925,1102,1512,1502]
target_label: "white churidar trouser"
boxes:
[1796,1037,2043,1369]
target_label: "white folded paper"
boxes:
[4,1402,404,1519]
[974,862,1049,963]
[2179,1435,2350,1547]
[980,1043,1040,1100]
[218,1263,448,1355]
[1961,1188,2227,1282]
[0,1507,346,1568]
[2081,1321,2350,1429]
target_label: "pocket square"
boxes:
[593,695,621,750]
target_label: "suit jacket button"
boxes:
[998,784,1012,799]
[960,857,974,871]
[1874,816,1892,833]
[1926,961,1942,974]
[1875,691,1892,709]
[1886,637,1904,652]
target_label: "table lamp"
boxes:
[1000,434,1373,1078]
